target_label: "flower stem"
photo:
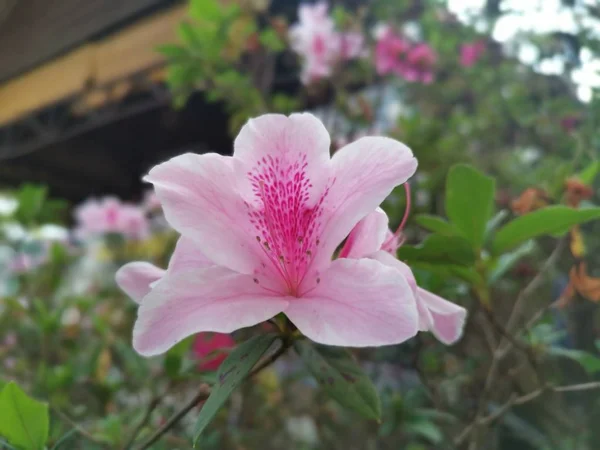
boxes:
[134,337,292,450]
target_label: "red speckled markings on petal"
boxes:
[246,152,332,296]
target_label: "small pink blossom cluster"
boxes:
[74,197,149,241]
[460,40,486,68]
[289,3,365,85]
[374,25,437,84]
[116,113,466,358]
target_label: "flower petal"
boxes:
[315,137,417,271]
[417,288,467,345]
[370,251,467,344]
[168,236,215,272]
[233,113,332,200]
[339,208,389,258]
[116,262,166,304]
[286,258,418,347]
[144,153,258,275]
[133,267,288,356]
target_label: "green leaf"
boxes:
[547,347,600,374]
[397,234,476,267]
[488,240,536,284]
[407,420,443,444]
[577,161,600,185]
[177,22,202,47]
[15,184,47,225]
[193,334,278,444]
[445,164,496,248]
[414,215,458,236]
[295,341,381,421]
[0,382,49,450]
[259,28,285,52]
[484,209,509,242]
[156,44,189,61]
[492,206,600,254]
[189,0,222,22]
[164,335,194,378]
[410,261,483,286]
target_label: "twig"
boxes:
[466,239,565,448]
[498,238,566,358]
[135,338,292,450]
[136,384,211,450]
[455,381,600,446]
[49,429,77,450]
[51,407,108,447]
[123,393,163,450]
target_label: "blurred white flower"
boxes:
[286,415,319,445]
[2,222,27,241]
[0,196,18,216]
[61,307,81,327]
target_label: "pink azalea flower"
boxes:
[374,25,412,76]
[117,113,419,356]
[460,40,485,68]
[193,333,236,371]
[403,43,436,84]
[339,32,367,59]
[339,208,467,344]
[74,197,149,240]
[289,3,365,85]
[374,25,436,84]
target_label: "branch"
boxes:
[122,393,163,450]
[455,381,600,445]
[499,238,567,358]
[466,239,566,447]
[51,407,108,447]
[135,338,292,450]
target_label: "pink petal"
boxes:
[144,153,258,275]
[115,262,166,304]
[417,288,466,345]
[286,258,418,347]
[315,137,417,271]
[371,251,466,344]
[339,208,389,258]
[233,113,332,200]
[168,236,215,272]
[370,250,417,289]
[133,267,288,356]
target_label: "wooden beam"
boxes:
[0,4,186,127]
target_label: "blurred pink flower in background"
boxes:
[8,253,42,274]
[193,333,236,371]
[403,43,436,84]
[118,113,419,356]
[460,40,485,67]
[339,31,367,60]
[74,197,149,240]
[374,25,411,76]
[340,208,466,344]
[289,3,365,85]
[560,115,580,133]
[374,25,436,83]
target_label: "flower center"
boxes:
[246,154,327,296]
